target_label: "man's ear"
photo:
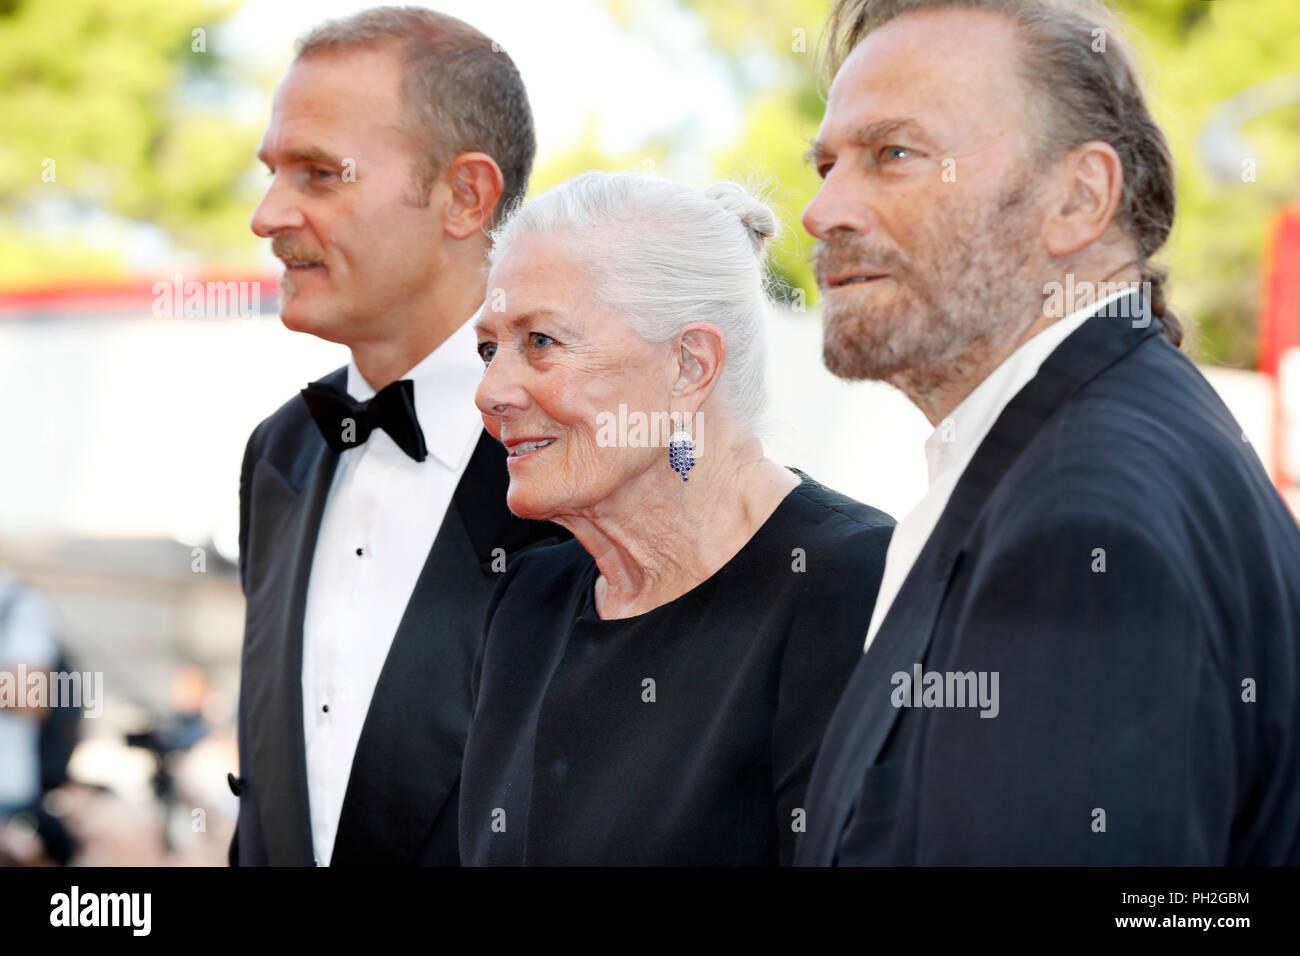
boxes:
[443,152,505,240]
[671,324,726,410]
[1042,140,1125,258]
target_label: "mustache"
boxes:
[812,235,907,288]
[271,237,324,264]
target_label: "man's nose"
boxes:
[250,174,305,238]
[802,169,874,240]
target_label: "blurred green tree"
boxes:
[1122,0,1300,367]
[0,0,259,287]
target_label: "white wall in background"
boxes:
[1,315,347,559]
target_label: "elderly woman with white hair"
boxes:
[459,171,894,866]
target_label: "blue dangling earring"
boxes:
[668,422,695,482]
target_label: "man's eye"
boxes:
[529,332,555,350]
[880,146,913,162]
[477,342,497,364]
[311,168,337,180]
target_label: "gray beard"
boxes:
[819,181,1045,395]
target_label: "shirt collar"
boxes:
[345,318,485,470]
[923,288,1135,485]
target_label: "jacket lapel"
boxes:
[242,437,339,866]
[801,293,1163,865]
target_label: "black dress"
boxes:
[458,472,894,865]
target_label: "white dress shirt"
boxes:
[300,318,484,865]
[863,290,1134,654]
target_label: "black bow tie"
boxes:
[300,378,428,462]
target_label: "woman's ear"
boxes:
[672,324,726,406]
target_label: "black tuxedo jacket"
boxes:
[798,293,1300,865]
[228,366,564,866]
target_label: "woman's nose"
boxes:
[475,353,531,418]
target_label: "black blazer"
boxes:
[798,293,1300,865]
[228,366,563,866]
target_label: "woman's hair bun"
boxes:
[704,181,777,255]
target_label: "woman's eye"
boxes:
[477,341,497,364]
[529,332,555,350]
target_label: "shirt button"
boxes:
[355,547,364,557]
[322,703,329,713]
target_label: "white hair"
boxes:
[488,171,779,433]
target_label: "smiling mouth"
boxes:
[507,438,555,458]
